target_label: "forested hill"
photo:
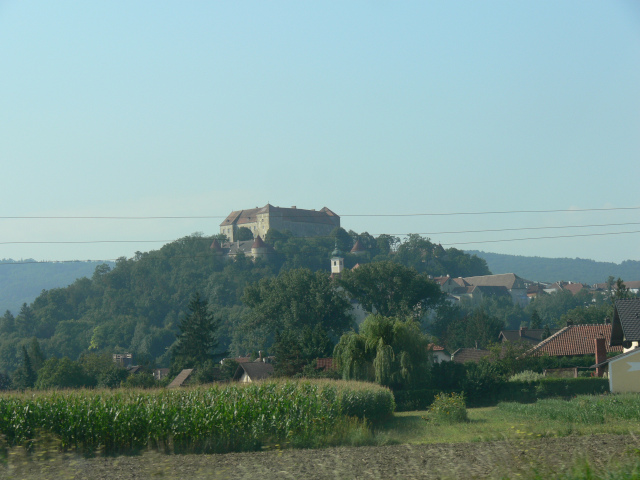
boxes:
[0,230,489,373]
[0,260,112,315]
[466,251,640,284]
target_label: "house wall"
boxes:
[222,209,337,241]
[433,351,450,363]
[609,348,640,393]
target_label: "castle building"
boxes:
[220,204,339,241]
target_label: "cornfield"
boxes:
[0,379,394,454]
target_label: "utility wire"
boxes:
[443,230,640,246]
[1,205,639,220]
[1,229,639,266]
[2,221,640,245]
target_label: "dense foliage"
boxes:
[334,315,434,390]
[0,380,395,454]
[0,230,489,376]
[339,261,443,319]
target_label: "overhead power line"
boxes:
[443,230,640,246]
[0,205,639,220]
[2,221,640,245]
[1,229,639,266]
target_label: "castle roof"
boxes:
[221,204,338,227]
[251,235,266,249]
[350,239,365,253]
[210,239,222,251]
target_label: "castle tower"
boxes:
[251,235,269,259]
[350,238,366,256]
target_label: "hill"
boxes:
[0,231,489,373]
[0,259,113,315]
[466,251,640,284]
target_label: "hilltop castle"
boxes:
[220,204,339,241]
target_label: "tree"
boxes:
[171,292,224,374]
[334,315,433,390]
[27,337,45,372]
[331,227,353,253]
[530,310,542,329]
[35,357,91,389]
[240,268,354,353]
[236,226,254,241]
[0,310,15,334]
[439,308,504,352]
[614,278,630,300]
[12,346,36,389]
[339,261,443,319]
[271,324,333,377]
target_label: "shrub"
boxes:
[509,370,545,382]
[394,389,441,412]
[423,392,468,424]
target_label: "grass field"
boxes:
[2,392,640,479]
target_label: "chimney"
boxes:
[595,337,606,377]
[520,326,527,337]
[291,206,296,209]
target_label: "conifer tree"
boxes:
[12,346,36,389]
[171,292,223,374]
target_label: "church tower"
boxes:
[330,243,344,276]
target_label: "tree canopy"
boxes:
[171,292,224,374]
[333,315,433,389]
[339,261,443,319]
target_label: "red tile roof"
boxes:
[528,324,623,357]
[451,348,491,363]
[316,357,336,370]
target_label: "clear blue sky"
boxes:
[1,1,639,264]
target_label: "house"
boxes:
[153,368,170,381]
[428,344,450,363]
[167,368,195,388]
[112,353,133,368]
[432,276,462,294]
[499,326,559,346]
[527,324,623,358]
[448,285,511,306]
[316,357,337,370]
[460,273,532,306]
[603,347,640,393]
[609,298,640,353]
[220,204,339,241]
[233,362,274,383]
[544,281,590,296]
[451,348,491,364]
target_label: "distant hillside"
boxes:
[0,259,112,315]
[466,251,640,285]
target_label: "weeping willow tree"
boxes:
[333,314,433,389]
